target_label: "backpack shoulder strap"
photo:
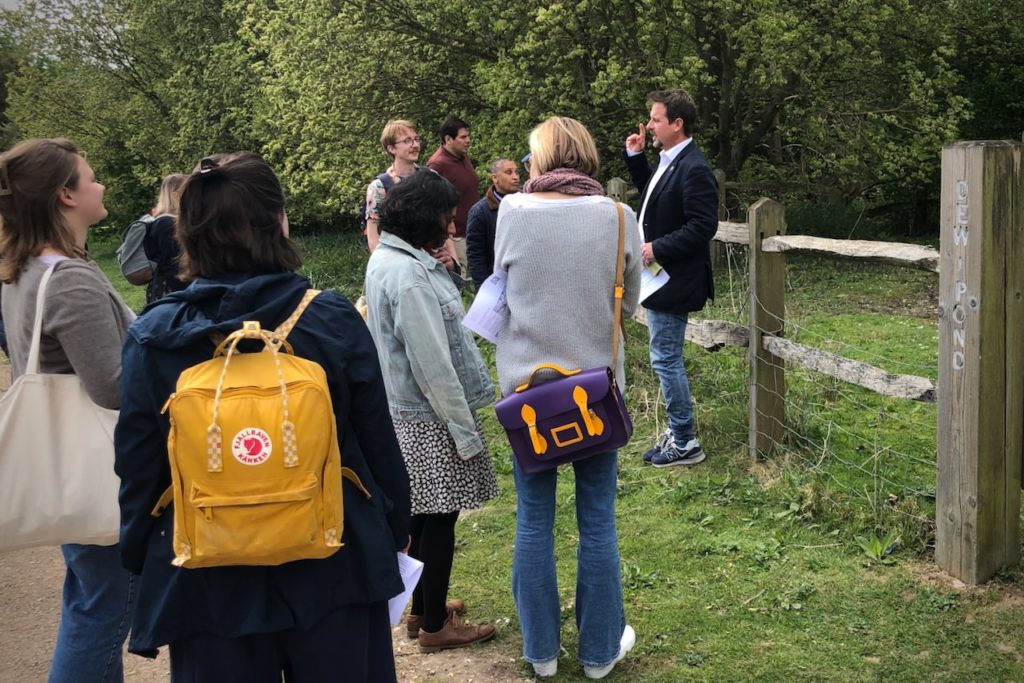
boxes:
[274,289,322,340]
[378,172,396,192]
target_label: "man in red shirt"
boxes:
[426,116,480,269]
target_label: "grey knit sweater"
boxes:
[494,193,642,396]
[1,257,136,409]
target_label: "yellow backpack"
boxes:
[152,289,369,568]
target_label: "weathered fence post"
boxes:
[936,141,1024,584]
[748,198,786,459]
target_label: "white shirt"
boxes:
[629,137,692,241]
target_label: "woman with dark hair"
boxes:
[0,137,136,682]
[114,153,411,681]
[495,117,642,679]
[364,169,498,652]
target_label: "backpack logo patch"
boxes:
[232,428,272,465]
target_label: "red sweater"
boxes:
[427,147,480,238]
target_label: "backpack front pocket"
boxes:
[186,474,333,567]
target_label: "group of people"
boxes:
[0,87,719,682]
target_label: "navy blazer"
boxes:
[624,143,718,314]
[114,272,410,655]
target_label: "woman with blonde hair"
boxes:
[0,138,136,682]
[494,117,642,679]
[143,172,187,303]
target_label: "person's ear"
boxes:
[57,186,76,209]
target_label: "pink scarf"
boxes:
[523,168,604,196]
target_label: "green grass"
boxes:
[88,229,1024,681]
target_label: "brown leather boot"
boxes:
[405,599,467,638]
[417,613,496,653]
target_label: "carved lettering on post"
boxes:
[952,180,970,373]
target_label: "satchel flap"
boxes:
[495,367,614,429]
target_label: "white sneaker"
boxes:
[583,625,636,679]
[532,658,558,677]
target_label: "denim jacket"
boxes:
[364,232,494,458]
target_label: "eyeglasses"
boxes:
[521,152,532,171]
[395,136,421,146]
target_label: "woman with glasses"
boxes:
[364,169,499,652]
[0,138,136,683]
[494,117,642,679]
[114,153,411,681]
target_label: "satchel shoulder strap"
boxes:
[611,202,626,371]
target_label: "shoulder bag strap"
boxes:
[25,263,60,375]
[611,202,626,371]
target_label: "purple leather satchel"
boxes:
[495,366,633,474]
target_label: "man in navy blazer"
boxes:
[624,89,718,468]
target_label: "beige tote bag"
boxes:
[0,264,121,551]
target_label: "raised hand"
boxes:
[625,122,646,154]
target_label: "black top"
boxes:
[142,215,188,303]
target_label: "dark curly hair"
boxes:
[378,169,458,250]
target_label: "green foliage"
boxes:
[855,530,900,565]
[5,0,1012,236]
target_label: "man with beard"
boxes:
[623,89,718,468]
[427,116,479,269]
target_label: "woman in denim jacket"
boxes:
[364,169,499,652]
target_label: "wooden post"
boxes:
[748,198,786,459]
[711,169,727,270]
[936,141,1024,584]
[606,177,629,204]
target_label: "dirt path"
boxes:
[0,358,526,682]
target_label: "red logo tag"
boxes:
[231,428,272,465]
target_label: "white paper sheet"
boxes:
[462,270,509,343]
[640,265,670,302]
[389,552,425,626]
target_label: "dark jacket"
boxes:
[142,215,188,303]
[624,143,718,314]
[114,272,410,655]
[465,186,502,288]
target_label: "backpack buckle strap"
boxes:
[150,485,175,517]
[207,424,223,471]
[282,421,298,468]
[341,467,371,499]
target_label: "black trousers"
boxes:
[169,601,396,683]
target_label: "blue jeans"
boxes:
[48,544,135,683]
[511,451,624,668]
[646,309,695,444]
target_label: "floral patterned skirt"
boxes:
[393,418,500,515]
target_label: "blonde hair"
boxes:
[154,173,188,216]
[0,138,86,283]
[528,116,600,178]
[380,119,417,156]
